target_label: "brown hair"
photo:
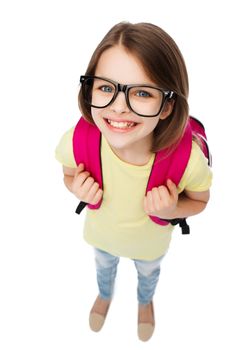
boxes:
[78,22,189,153]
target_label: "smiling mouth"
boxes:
[105,118,138,129]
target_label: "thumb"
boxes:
[166,179,177,196]
[77,162,85,169]
[75,163,85,176]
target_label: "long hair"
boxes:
[78,22,189,152]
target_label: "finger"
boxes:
[90,188,103,205]
[76,171,90,183]
[74,163,85,177]
[166,179,178,200]
[151,187,163,211]
[143,196,148,213]
[144,195,152,213]
[146,190,155,213]
[80,176,95,194]
[158,184,178,209]
[157,185,170,206]
[72,171,90,192]
[85,181,100,202]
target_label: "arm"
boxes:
[143,179,210,220]
[63,166,76,192]
[167,189,209,219]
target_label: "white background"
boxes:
[0,0,240,349]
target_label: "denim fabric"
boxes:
[94,248,164,304]
[94,248,120,300]
[134,256,163,304]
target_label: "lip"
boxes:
[103,117,140,133]
[104,117,140,124]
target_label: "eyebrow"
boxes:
[95,75,160,88]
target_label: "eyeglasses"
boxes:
[80,75,176,117]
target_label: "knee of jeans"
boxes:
[95,249,119,269]
[134,259,161,277]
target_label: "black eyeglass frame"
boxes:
[80,75,176,118]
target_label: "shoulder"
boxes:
[55,126,77,168]
[189,140,208,165]
[178,141,213,192]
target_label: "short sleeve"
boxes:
[178,141,212,193]
[55,127,77,168]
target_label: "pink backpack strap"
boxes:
[189,116,212,166]
[72,116,209,235]
[147,122,193,228]
[73,117,103,211]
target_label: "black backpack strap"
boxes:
[75,201,87,214]
[168,218,190,234]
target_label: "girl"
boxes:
[55,22,212,341]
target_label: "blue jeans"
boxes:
[94,248,164,305]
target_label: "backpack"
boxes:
[73,116,211,234]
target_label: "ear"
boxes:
[159,99,175,120]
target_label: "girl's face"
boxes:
[91,45,172,161]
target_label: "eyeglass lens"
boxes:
[82,77,164,117]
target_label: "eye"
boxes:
[136,90,151,98]
[99,85,114,93]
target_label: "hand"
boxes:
[71,163,103,205]
[143,179,178,219]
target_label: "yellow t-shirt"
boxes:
[55,127,212,260]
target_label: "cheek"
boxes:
[91,107,98,120]
[143,118,160,134]
[91,106,109,118]
[91,108,102,125]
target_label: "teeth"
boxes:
[107,119,136,128]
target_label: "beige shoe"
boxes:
[89,296,111,332]
[138,301,155,341]
[89,313,106,332]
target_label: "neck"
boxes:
[110,138,153,166]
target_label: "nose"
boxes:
[109,91,130,114]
